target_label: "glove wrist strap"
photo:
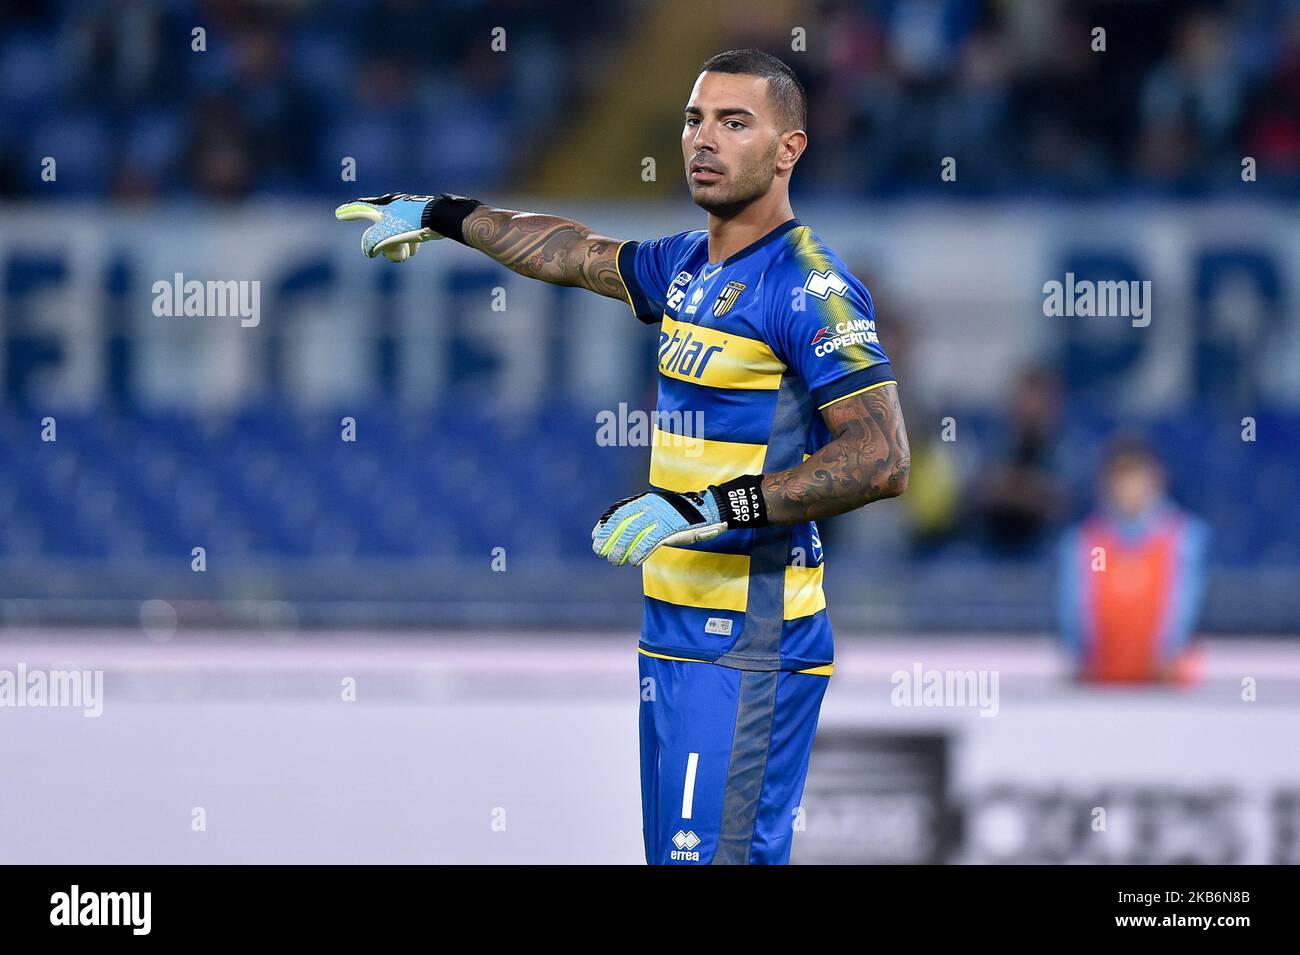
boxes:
[421,194,483,245]
[708,474,769,529]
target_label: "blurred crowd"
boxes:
[2,0,1299,200]
[0,0,622,199]
[770,0,1300,195]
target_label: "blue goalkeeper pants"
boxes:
[637,652,830,865]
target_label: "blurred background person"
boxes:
[969,367,1072,558]
[1058,436,1209,685]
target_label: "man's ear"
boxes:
[778,129,808,173]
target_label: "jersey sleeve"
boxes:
[767,266,897,410]
[615,231,699,324]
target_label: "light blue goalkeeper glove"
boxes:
[334,193,443,262]
[592,489,728,566]
[592,475,769,566]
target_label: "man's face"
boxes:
[682,71,787,215]
[1103,458,1164,519]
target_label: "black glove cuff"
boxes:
[708,474,768,529]
[421,193,483,245]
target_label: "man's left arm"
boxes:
[762,382,910,523]
[591,383,909,566]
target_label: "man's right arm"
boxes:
[336,192,632,304]
[461,205,628,302]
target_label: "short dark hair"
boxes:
[698,49,807,132]
[1102,434,1162,475]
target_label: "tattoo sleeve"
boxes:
[461,205,628,302]
[762,383,910,523]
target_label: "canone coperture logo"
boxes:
[812,318,879,357]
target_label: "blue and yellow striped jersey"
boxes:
[616,218,896,672]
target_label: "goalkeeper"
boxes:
[337,49,910,865]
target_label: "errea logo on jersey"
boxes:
[803,269,849,300]
[811,318,879,357]
[671,830,701,861]
[683,286,706,315]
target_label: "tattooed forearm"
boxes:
[762,383,910,523]
[462,206,628,301]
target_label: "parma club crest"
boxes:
[712,281,747,317]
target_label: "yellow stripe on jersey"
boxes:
[649,426,767,492]
[816,378,897,411]
[644,546,749,612]
[642,546,827,620]
[784,562,827,618]
[795,662,835,676]
[637,647,834,676]
[613,239,638,316]
[658,316,785,391]
[789,226,863,333]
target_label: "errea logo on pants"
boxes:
[671,830,701,861]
